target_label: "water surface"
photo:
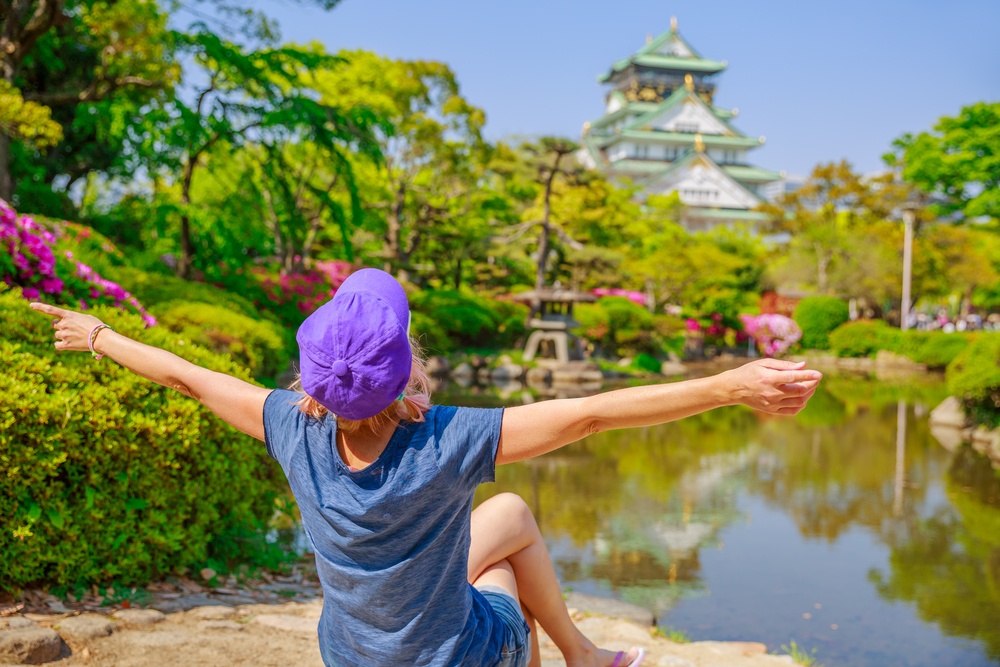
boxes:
[440,373,1000,667]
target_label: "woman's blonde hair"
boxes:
[289,337,432,433]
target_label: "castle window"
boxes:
[675,122,699,134]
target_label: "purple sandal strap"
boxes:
[611,651,625,667]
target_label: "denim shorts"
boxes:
[478,585,531,667]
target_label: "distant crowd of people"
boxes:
[909,311,999,332]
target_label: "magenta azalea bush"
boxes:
[739,313,802,357]
[0,199,155,326]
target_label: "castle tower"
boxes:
[580,18,780,233]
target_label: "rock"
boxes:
[660,359,686,376]
[250,614,318,634]
[0,617,35,630]
[112,609,166,627]
[154,595,227,613]
[451,362,473,379]
[0,626,62,664]
[525,367,552,385]
[186,605,236,620]
[198,620,243,631]
[54,613,114,642]
[200,568,217,581]
[425,356,450,376]
[564,592,653,627]
[491,364,523,381]
[656,656,695,667]
[929,396,966,429]
[874,350,925,370]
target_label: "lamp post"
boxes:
[900,204,918,331]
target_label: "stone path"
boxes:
[1,571,803,666]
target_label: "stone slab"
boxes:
[0,626,63,664]
[250,614,318,634]
[112,609,166,627]
[55,614,114,642]
[185,606,236,621]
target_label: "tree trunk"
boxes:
[0,133,12,202]
[815,245,830,294]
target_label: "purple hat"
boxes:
[297,268,412,420]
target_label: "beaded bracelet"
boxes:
[88,323,114,360]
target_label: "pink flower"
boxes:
[21,286,39,300]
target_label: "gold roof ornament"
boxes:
[684,73,694,91]
[671,16,678,31]
[646,33,653,44]
[582,121,591,135]
[694,133,705,153]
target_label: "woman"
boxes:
[31,268,821,667]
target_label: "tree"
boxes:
[309,50,489,285]
[0,0,175,204]
[887,102,1000,222]
[138,33,383,278]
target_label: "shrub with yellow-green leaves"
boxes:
[0,287,287,590]
[153,301,289,382]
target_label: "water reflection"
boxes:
[450,374,1000,666]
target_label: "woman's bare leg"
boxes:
[469,493,642,667]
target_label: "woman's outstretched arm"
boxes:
[30,302,271,441]
[496,358,822,465]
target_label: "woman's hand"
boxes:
[721,358,822,415]
[30,302,107,353]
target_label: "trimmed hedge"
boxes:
[830,319,975,369]
[154,301,290,382]
[106,266,272,324]
[793,296,849,350]
[0,287,286,590]
[829,320,893,358]
[946,334,1000,428]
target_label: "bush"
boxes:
[829,320,894,357]
[575,297,680,359]
[894,331,975,369]
[154,301,290,382]
[106,266,271,324]
[947,334,1000,428]
[829,319,974,368]
[793,296,850,350]
[0,286,287,590]
[408,289,528,354]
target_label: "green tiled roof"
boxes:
[623,86,746,138]
[599,27,727,82]
[598,130,763,149]
[722,165,782,182]
[643,149,765,206]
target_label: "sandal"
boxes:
[611,647,646,667]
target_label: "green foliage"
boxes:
[0,287,286,590]
[780,640,823,667]
[829,320,974,369]
[793,296,849,350]
[106,266,270,323]
[888,102,1000,222]
[947,334,1000,428]
[652,626,690,643]
[633,353,662,374]
[408,289,528,354]
[0,81,63,148]
[829,320,894,357]
[155,302,289,383]
[575,297,679,359]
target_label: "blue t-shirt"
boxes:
[263,389,508,666]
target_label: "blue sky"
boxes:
[243,0,999,177]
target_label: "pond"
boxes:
[435,372,1000,667]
